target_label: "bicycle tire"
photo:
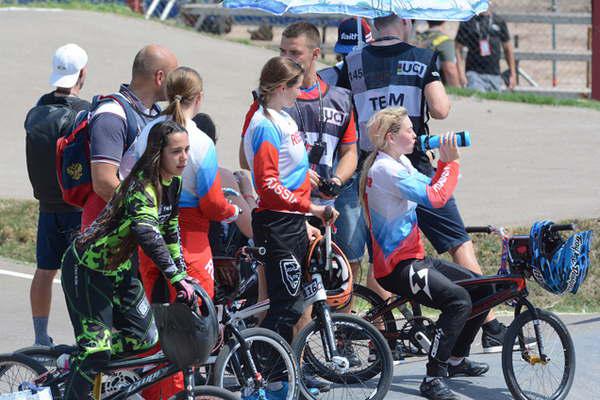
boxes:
[0,353,48,394]
[292,313,393,400]
[17,344,74,370]
[171,384,240,399]
[212,327,298,400]
[351,284,399,339]
[502,309,575,400]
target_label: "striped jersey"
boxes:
[122,115,237,223]
[364,152,459,278]
[244,107,311,213]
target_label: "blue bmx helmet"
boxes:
[530,220,593,295]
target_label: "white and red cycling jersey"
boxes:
[364,152,459,279]
[244,106,311,214]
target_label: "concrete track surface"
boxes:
[1,8,600,226]
[0,257,599,399]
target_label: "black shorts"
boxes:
[252,210,308,343]
[416,196,470,254]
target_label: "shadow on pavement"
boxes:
[389,374,513,399]
[569,316,600,326]
[450,378,513,399]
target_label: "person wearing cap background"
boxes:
[24,43,90,346]
[318,17,372,87]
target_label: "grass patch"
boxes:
[0,199,38,264]
[1,199,598,311]
[0,0,141,16]
[447,86,600,111]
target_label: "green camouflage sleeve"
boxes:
[127,183,183,283]
[163,177,186,276]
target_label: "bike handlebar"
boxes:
[466,223,574,235]
[549,224,574,232]
[243,246,266,257]
[465,226,493,234]
[324,205,334,222]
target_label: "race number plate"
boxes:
[303,276,327,304]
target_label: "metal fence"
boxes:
[2,0,593,97]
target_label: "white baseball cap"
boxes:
[49,43,88,88]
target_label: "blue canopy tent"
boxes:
[223,0,489,21]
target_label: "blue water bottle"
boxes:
[419,131,471,150]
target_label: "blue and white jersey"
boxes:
[364,152,459,278]
[121,115,236,222]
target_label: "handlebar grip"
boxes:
[245,246,266,257]
[465,226,493,234]
[323,206,333,222]
[549,224,574,232]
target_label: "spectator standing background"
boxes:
[24,43,90,346]
[417,20,460,87]
[83,44,178,228]
[455,7,516,91]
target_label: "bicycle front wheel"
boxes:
[212,327,298,400]
[171,384,240,399]
[0,353,48,394]
[502,309,575,400]
[292,313,393,400]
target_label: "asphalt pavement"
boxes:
[0,257,598,399]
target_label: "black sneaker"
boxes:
[482,323,536,353]
[419,377,460,400]
[481,323,507,353]
[448,358,489,377]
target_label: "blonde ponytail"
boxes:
[163,66,203,126]
[358,107,409,221]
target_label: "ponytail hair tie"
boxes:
[174,95,183,103]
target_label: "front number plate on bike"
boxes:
[303,277,327,304]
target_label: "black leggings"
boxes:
[377,257,489,377]
[61,246,158,399]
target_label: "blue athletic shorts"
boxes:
[333,173,373,263]
[416,195,470,254]
[36,211,81,270]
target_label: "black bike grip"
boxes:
[549,224,574,232]
[465,226,493,234]
[245,246,266,257]
[323,206,333,222]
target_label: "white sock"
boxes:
[448,357,464,366]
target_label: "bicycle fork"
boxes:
[515,297,548,365]
[229,325,266,392]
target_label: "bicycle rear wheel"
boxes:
[502,309,575,400]
[0,353,47,394]
[292,313,393,400]
[171,384,239,399]
[212,327,298,400]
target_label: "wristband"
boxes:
[222,187,241,198]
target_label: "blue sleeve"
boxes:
[195,142,219,198]
[251,121,281,154]
[90,113,127,164]
[390,169,433,208]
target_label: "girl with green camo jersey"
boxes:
[60,120,192,399]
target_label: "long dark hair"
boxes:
[77,120,187,268]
